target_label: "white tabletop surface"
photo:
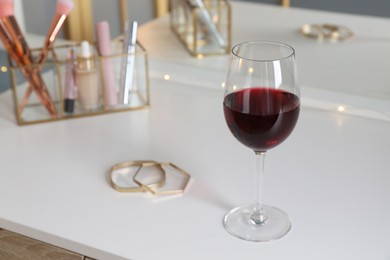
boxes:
[1,1,390,260]
[139,1,390,121]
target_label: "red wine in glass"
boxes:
[223,87,300,152]
[222,41,300,242]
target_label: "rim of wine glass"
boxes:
[231,41,295,62]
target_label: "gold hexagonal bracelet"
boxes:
[110,161,191,195]
[110,160,165,193]
[133,162,191,195]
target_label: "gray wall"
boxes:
[22,0,155,39]
[92,0,154,38]
[235,0,390,18]
[20,0,390,39]
[23,0,59,36]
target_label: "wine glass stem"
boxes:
[251,151,267,225]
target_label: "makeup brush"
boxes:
[0,0,57,116]
[36,0,74,64]
[0,0,25,58]
[0,23,57,116]
[20,0,73,114]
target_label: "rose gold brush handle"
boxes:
[18,68,57,116]
[0,20,57,116]
[18,64,57,116]
[37,0,75,64]
[20,10,72,112]
[36,13,67,64]
[20,0,74,114]
[8,16,57,116]
[19,13,66,111]
[0,38,57,116]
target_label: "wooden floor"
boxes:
[0,229,95,260]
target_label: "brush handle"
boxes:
[11,16,57,116]
[21,13,69,114]
[0,19,57,116]
[21,13,69,115]
[36,14,67,65]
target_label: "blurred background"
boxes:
[1,0,389,93]
[18,0,390,42]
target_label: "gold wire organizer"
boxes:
[8,40,150,125]
[170,0,232,57]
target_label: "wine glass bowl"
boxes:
[223,41,300,241]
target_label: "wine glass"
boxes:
[223,41,300,241]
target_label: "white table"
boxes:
[140,1,390,121]
[1,2,390,260]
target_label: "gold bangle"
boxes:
[133,162,191,195]
[110,160,166,193]
[300,23,353,41]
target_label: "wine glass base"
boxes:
[223,204,291,242]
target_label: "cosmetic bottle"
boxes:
[96,21,118,107]
[64,49,76,113]
[75,41,100,111]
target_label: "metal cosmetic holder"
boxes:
[170,0,231,57]
[9,41,150,125]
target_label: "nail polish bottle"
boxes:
[75,41,100,111]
